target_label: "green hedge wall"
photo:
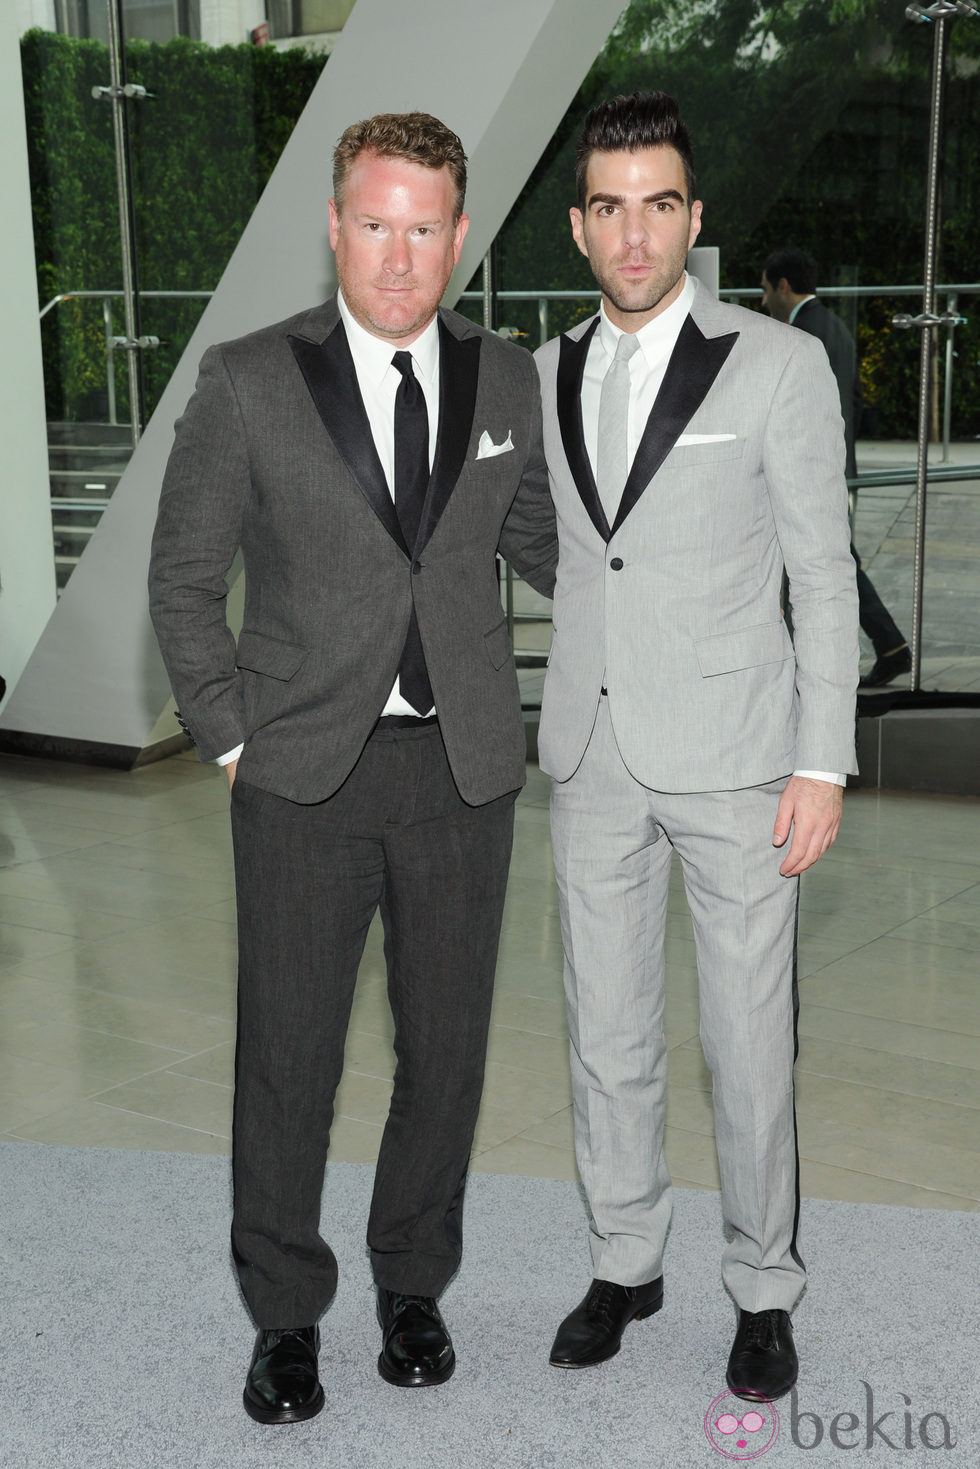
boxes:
[21,29,326,422]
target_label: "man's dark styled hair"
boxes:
[762,248,819,296]
[333,111,468,222]
[575,91,696,210]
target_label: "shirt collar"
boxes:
[597,272,696,365]
[337,289,440,386]
[788,294,816,325]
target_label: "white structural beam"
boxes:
[0,0,624,762]
[0,4,57,717]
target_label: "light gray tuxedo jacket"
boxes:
[149,297,557,806]
[534,283,859,793]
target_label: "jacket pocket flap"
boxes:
[695,620,793,678]
[235,631,307,680]
[484,617,511,671]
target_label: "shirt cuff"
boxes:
[216,744,244,766]
[794,769,846,786]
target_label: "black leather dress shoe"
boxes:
[859,644,911,688]
[726,1308,798,1402]
[549,1277,664,1368]
[243,1326,324,1424]
[376,1289,455,1386]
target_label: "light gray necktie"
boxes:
[596,331,641,523]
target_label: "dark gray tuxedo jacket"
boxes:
[148,297,557,806]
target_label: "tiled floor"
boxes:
[0,749,978,1214]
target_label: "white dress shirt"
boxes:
[582,274,844,789]
[338,291,439,719]
[216,294,440,764]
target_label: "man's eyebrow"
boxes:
[645,189,686,205]
[586,188,686,210]
[350,212,445,227]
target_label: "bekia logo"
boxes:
[704,1391,779,1460]
[789,1383,956,1451]
[704,1383,957,1457]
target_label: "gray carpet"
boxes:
[2,1142,976,1468]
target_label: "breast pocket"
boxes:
[670,437,745,468]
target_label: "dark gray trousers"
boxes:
[229,721,516,1328]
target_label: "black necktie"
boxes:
[391,351,433,714]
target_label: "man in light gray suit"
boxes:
[149,112,556,1422]
[534,93,858,1401]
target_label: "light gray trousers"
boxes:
[550,698,805,1313]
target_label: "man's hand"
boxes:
[225,758,239,790]
[772,775,843,877]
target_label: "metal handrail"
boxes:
[41,282,979,316]
[39,288,214,319]
[39,289,214,429]
[716,283,980,299]
[39,281,979,459]
[849,462,980,487]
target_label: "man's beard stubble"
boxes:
[590,239,690,321]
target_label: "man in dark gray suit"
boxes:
[149,111,557,1423]
[762,248,910,688]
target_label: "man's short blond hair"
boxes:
[332,112,467,222]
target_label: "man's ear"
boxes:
[328,197,340,251]
[570,206,589,260]
[688,199,703,250]
[451,212,470,264]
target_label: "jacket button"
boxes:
[610,557,624,571]
[412,560,421,575]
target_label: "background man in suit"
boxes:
[534,93,858,1401]
[149,111,557,1424]
[762,248,911,688]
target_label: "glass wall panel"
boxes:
[266,0,356,40]
[22,6,330,589]
[55,1,200,43]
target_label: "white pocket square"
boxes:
[675,432,737,445]
[477,429,514,459]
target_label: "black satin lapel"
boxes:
[611,315,739,535]
[557,318,608,542]
[288,326,408,555]
[416,322,481,553]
